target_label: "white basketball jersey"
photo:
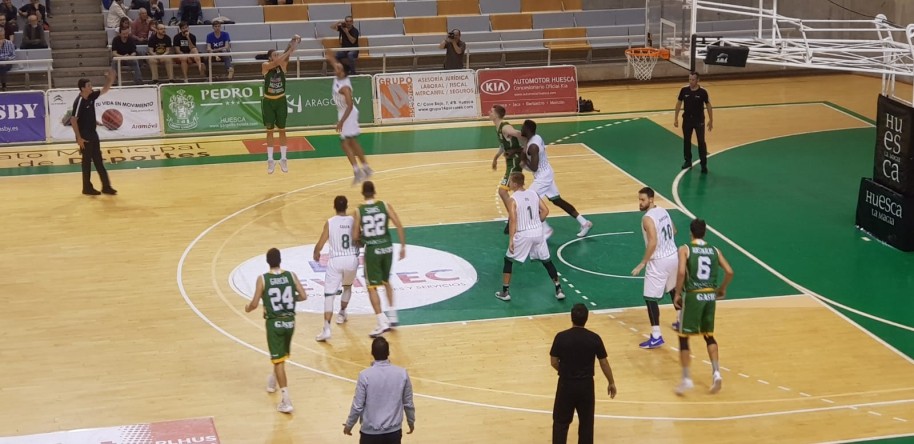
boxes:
[332,77,355,118]
[512,189,543,233]
[643,206,677,259]
[525,134,554,182]
[328,215,358,257]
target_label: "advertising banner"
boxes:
[477,66,578,116]
[376,70,478,123]
[0,417,220,444]
[0,91,46,144]
[856,177,914,251]
[161,76,374,135]
[874,94,914,195]
[47,86,161,142]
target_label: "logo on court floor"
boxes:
[229,244,478,315]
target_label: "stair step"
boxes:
[53,48,112,59]
[50,3,104,14]
[53,57,111,69]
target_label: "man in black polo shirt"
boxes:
[330,16,359,75]
[549,304,617,444]
[674,72,714,174]
[71,71,117,196]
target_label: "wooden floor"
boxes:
[1,74,912,443]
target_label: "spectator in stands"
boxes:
[0,0,17,33]
[0,26,13,91]
[264,0,292,5]
[175,20,205,82]
[129,0,149,12]
[19,0,47,25]
[21,14,47,48]
[0,15,15,40]
[440,29,465,70]
[206,20,233,80]
[178,0,201,26]
[118,16,130,31]
[131,8,151,45]
[111,27,144,85]
[148,0,163,22]
[106,0,129,28]
[330,16,359,75]
[147,22,173,83]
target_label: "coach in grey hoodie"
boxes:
[344,337,416,443]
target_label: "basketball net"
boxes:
[625,48,662,81]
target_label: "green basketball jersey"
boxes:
[358,201,392,248]
[685,240,720,292]
[497,122,523,173]
[260,270,297,319]
[264,66,286,97]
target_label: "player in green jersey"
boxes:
[245,247,308,413]
[261,34,300,174]
[352,181,407,338]
[672,219,733,396]
[489,105,525,234]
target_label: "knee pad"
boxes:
[704,335,717,346]
[323,295,335,313]
[340,286,352,304]
[503,257,513,274]
[679,336,690,351]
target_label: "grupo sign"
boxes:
[375,70,478,123]
[477,66,578,116]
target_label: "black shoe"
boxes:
[681,162,692,170]
[101,187,118,195]
[700,167,708,175]
[82,188,101,195]
[503,223,509,235]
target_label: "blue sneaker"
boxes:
[639,336,665,349]
[671,321,681,331]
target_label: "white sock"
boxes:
[377,313,389,325]
[362,163,371,171]
[576,215,588,225]
[651,326,661,338]
[280,387,290,403]
[267,146,274,161]
[353,165,360,173]
[324,320,331,328]
[280,145,287,160]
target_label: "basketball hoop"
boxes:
[625,47,669,81]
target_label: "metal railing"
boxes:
[0,58,54,89]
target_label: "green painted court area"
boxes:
[395,210,797,326]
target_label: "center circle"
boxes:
[556,232,643,279]
[229,243,478,314]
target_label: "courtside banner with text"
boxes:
[477,66,578,116]
[161,77,374,135]
[376,70,478,123]
[47,87,161,142]
[0,91,46,144]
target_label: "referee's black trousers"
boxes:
[81,138,111,191]
[682,120,708,167]
[552,377,595,444]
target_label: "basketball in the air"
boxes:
[101,109,123,131]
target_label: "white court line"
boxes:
[556,232,639,279]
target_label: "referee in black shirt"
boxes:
[674,72,714,174]
[71,70,117,196]
[549,304,617,444]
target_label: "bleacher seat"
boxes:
[460,30,503,53]
[499,29,544,51]
[270,21,318,40]
[313,20,342,38]
[367,35,413,56]
[543,27,587,49]
[394,0,436,18]
[358,18,404,36]
[14,48,53,73]
[404,16,446,34]
[572,10,614,28]
[437,0,479,16]
[561,0,581,10]
[216,0,251,7]
[612,8,645,25]
[230,40,274,63]
[586,25,631,48]
[352,1,395,19]
[222,23,269,40]
[307,3,351,21]
[521,0,564,13]
[532,11,575,29]
[490,13,533,31]
[447,15,490,33]
[219,6,265,23]
[479,0,520,14]
[262,4,308,22]
[411,34,445,55]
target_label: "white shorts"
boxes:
[531,178,560,200]
[324,255,358,295]
[339,108,360,139]
[506,229,550,263]
[643,254,678,299]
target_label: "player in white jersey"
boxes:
[519,120,593,239]
[312,195,360,342]
[326,49,372,185]
[631,187,679,349]
[495,173,565,302]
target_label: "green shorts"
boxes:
[262,96,288,129]
[364,245,393,287]
[678,291,717,336]
[266,317,295,363]
[499,167,522,190]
